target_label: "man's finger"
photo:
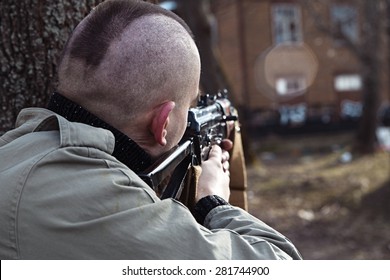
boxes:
[207,145,222,160]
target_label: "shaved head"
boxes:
[57,0,200,131]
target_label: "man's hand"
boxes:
[196,139,233,203]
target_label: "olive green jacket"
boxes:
[0,108,301,259]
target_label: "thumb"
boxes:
[207,145,222,161]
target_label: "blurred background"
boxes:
[1,0,390,259]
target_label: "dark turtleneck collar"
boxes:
[47,92,152,173]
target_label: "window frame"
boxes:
[271,3,303,45]
[330,4,359,45]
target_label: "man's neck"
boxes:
[47,92,152,173]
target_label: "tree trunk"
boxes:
[301,0,383,154]
[387,0,390,100]
[385,0,390,177]
[0,0,103,134]
[355,0,381,154]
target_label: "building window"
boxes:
[272,4,302,44]
[275,76,306,96]
[331,4,359,44]
[334,74,362,92]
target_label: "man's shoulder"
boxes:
[12,107,116,154]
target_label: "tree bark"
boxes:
[355,0,381,154]
[384,0,390,176]
[0,0,103,134]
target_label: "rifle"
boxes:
[138,90,238,201]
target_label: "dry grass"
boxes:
[245,131,390,259]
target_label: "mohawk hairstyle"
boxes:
[64,0,192,68]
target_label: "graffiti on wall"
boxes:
[340,99,362,119]
[279,103,307,125]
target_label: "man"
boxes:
[0,0,301,259]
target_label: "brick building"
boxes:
[210,0,390,130]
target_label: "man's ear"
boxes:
[151,101,175,146]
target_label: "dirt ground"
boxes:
[245,131,390,259]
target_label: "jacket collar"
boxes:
[47,92,152,173]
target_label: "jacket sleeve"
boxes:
[203,204,302,259]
